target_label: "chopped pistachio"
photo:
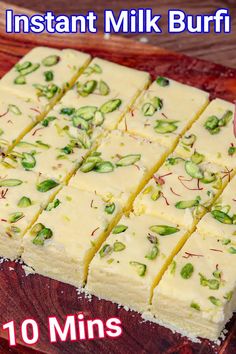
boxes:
[60,107,75,116]
[33,227,53,245]
[156,76,169,87]
[77,80,97,97]
[185,160,204,179]
[145,245,159,260]
[16,62,40,76]
[154,120,178,134]
[100,99,122,114]
[228,146,236,156]
[8,104,21,115]
[224,291,233,302]
[113,241,126,252]
[99,80,110,96]
[151,190,161,201]
[129,261,147,276]
[149,225,180,236]
[170,260,176,275]
[41,116,57,127]
[190,302,200,311]
[36,179,59,192]
[30,223,45,236]
[201,171,216,184]
[112,225,128,234]
[42,55,60,66]
[142,103,155,116]
[182,134,196,146]
[14,75,26,85]
[72,116,89,130]
[94,161,114,173]
[17,196,32,208]
[211,210,233,224]
[116,154,141,167]
[21,153,36,170]
[191,152,204,164]
[209,296,222,307]
[8,212,24,223]
[76,106,97,121]
[93,111,105,126]
[61,145,73,155]
[175,197,200,209]
[33,83,59,99]
[105,203,115,214]
[180,263,194,279]
[0,179,23,187]
[99,244,113,258]
[228,247,236,254]
[46,199,61,211]
[44,70,54,82]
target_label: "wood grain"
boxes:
[0,2,236,353]
[3,0,236,68]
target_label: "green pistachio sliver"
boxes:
[8,212,24,223]
[0,128,4,136]
[145,245,159,260]
[33,227,53,245]
[93,111,105,126]
[151,190,161,201]
[112,224,128,234]
[105,203,115,214]
[191,152,204,164]
[221,238,231,245]
[204,115,219,131]
[18,63,40,76]
[30,223,45,236]
[21,153,36,170]
[182,134,196,146]
[77,132,91,149]
[142,103,156,116]
[129,261,147,276]
[33,83,59,99]
[80,160,97,173]
[224,291,233,301]
[190,302,200,311]
[72,116,89,130]
[100,99,122,114]
[209,296,222,307]
[228,146,236,156]
[113,241,126,252]
[8,104,22,115]
[213,270,221,279]
[42,116,57,127]
[154,120,178,134]
[211,210,233,224]
[44,70,54,82]
[228,247,236,254]
[180,263,194,279]
[99,80,110,96]
[201,171,216,184]
[149,225,180,236]
[219,110,233,126]
[76,106,97,121]
[185,160,204,179]
[36,179,59,192]
[175,198,200,209]
[42,55,60,67]
[17,196,32,208]
[99,244,113,258]
[94,161,114,173]
[60,107,75,116]
[207,279,220,290]
[61,145,73,155]
[170,260,176,275]
[116,154,141,167]
[156,76,169,87]
[77,80,97,96]
[15,61,31,72]
[45,199,61,211]
[152,97,163,110]
[36,140,50,149]
[14,75,26,85]
[0,179,23,187]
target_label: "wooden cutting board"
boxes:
[0,2,235,353]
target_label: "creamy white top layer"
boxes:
[118,77,209,148]
[133,154,229,229]
[0,47,91,105]
[175,98,235,168]
[198,175,236,239]
[69,129,168,206]
[60,57,150,131]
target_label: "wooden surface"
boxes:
[3,0,236,68]
[0,2,236,353]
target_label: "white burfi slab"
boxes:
[0,90,44,154]
[133,154,231,229]
[5,109,90,182]
[150,231,236,341]
[197,175,236,239]
[118,77,209,149]
[60,57,150,132]
[87,213,188,312]
[175,99,235,168]
[0,167,60,260]
[69,130,168,208]
[22,186,122,287]
[0,47,91,108]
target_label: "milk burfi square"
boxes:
[87,213,188,312]
[22,186,122,287]
[150,231,236,341]
[118,77,209,149]
[69,130,168,208]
